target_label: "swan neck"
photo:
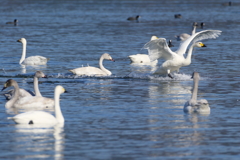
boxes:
[185,44,194,62]
[192,25,197,35]
[19,42,27,64]
[191,77,199,102]
[34,77,42,97]
[6,83,20,108]
[54,90,64,123]
[99,56,111,75]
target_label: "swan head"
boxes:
[192,72,200,80]
[55,85,67,95]
[2,79,16,91]
[168,40,174,47]
[151,36,158,41]
[35,71,47,78]
[194,42,206,48]
[17,38,27,44]
[192,22,198,27]
[102,53,115,62]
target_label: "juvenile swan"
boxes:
[17,38,49,65]
[184,72,210,114]
[69,53,115,76]
[3,71,47,100]
[8,85,66,125]
[144,30,222,78]
[175,22,198,41]
[2,79,54,109]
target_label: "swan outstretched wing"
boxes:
[143,38,174,62]
[175,30,222,56]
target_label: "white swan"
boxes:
[184,72,210,114]
[2,79,54,109]
[8,85,66,125]
[175,22,198,41]
[17,38,49,65]
[3,71,47,100]
[144,30,222,78]
[128,36,174,64]
[69,53,115,76]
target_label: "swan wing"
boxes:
[69,66,108,76]
[23,56,49,65]
[143,38,175,62]
[176,30,222,56]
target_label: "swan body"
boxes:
[144,30,222,78]
[129,36,173,64]
[69,53,115,76]
[175,22,198,41]
[8,85,66,125]
[184,72,210,114]
[2,79,54,109]
[17,38,49,65]
[3,71,47,100]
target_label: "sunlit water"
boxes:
[0,0,240,159]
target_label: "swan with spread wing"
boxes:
[144,30,222,78]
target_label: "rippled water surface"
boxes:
[0,0,240,159]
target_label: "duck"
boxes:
[128,36,174,64]
[2,79,54,109]
[3,71,47,100]
[200,22,205,29]
[174,14,182,19]
[144,30,222,78]
[69,53,115,76]
[6,19,18,25]
[127,15,140,21]
[175,22,198,41]
[7,85,66,125]
[17,38,49,65]
[184,72,210,114]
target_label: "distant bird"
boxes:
[183,72,210,114]
[174,14,182,19]
[127,15,140,21]
[222,1,232,6]
[6,19,18,25]
[200,22,205,29]
[175,22,198,41]
[168,40,174,48]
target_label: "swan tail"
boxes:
[68,70,75,74]
[7,117,14,120]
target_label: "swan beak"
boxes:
[200,43,207,47]
[1,86,7,91]
[17,39,21,42]
[110,59,115,62]
[43,75,48,79]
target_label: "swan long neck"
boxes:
[184,44,195,65]
[191,25,197,35]
[6,83,20,108]
[34,77,42,97]
[54,90,64,123]
[19,42,27,64]
[191,77,199,103]
[99,56,111,75]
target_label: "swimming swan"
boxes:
[3,71,47,100]
[184,72,210,114]
[128,36,174,64]
[2,79,54,109]
[17,38,49,65]
[175,22,198,41]
[8,85,66,125]
[69,53,115,76]
[144,30,222,78]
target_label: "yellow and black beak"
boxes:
[200,43,207,47]
[17,39,21,42]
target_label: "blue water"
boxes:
[0,0,240,159]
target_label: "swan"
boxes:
[144,30,222,78]
[127,15,140,21]
[7,85,66,125]
[2,79,54,109]
[3,71,47,100]
[175,22,198,41]
[128,36,174,64]
[69,53,115,76]
[184,72,210,114]
[6,19,18,25]
[17,38,49,65]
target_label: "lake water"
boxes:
[0,0,240,159]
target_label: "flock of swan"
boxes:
[1,22,221,125]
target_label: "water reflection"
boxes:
[12,123,65,160]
